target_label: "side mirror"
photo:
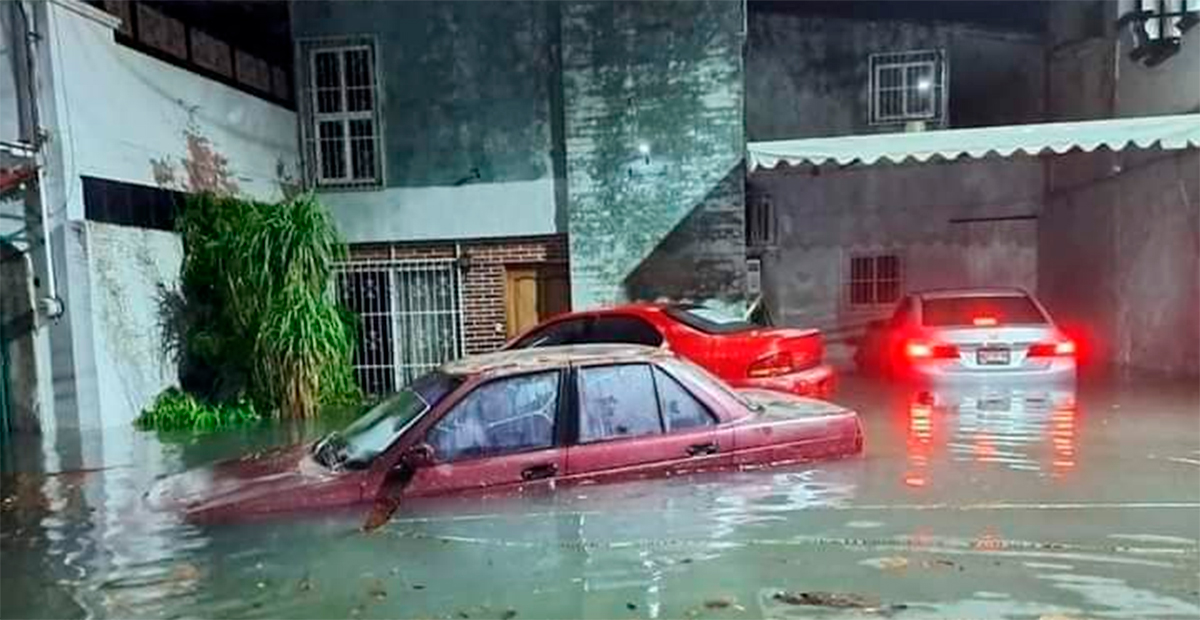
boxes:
[400,443,435,469]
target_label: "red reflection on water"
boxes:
[1050,405,1078,476]
[904,401,935,488]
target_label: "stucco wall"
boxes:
[746,12,1046,141]
[1040,149,1200,377]
[563,0,746,310]
[84,222,182,427]
[290,0,563,243]
[751,158,1042,331]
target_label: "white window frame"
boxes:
[868,50,946,125]
[300,38,383,189]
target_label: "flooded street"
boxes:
[3,373,1198,620]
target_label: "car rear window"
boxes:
[665,304,755,334]
[921,295,1048,327]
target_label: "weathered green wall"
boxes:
[562,1,747,309]
[290,1,556,187]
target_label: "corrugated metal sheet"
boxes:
[747,114,1200,170]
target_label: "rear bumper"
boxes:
[735,364,837,398]
[910,358,1076,389]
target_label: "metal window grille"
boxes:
[746,193,776,247]
[298,38,382,188]
[336,259,464,395]
[869,50,946,124]
[848,254,903,307]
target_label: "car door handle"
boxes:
[686,442,719,457]
[521,463,558,481]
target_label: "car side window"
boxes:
[578,364,662,443]
[653,367,715,432]
[515,318,588,348]
[584,316,663,347]
[427,371,559,462]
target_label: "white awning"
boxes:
[747,113,1200,170]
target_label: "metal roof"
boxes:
[747,113,1200,170]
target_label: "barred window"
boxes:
[300,40,382,188]
[746,193,776,247]
[848,254,903,307]
[869,50,946,124]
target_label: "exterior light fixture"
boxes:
[1119,0,1199,67]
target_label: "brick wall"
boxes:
[347,235,568,355]
[562,0,747,311]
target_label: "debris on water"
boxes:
[368,579,388,600]
[390,567,401,576]
[773,591,879,608]
[297,574,313,593]
[169,562,200,583]
[922,558,958,570]
[870,556,909,571]
[457,611,471,619]
[501,608,518,619]
[704,596,736,609]
[349,604,364,617]
[679,558,694,564]
[256,581,266,589]
[413,583,426,590]
[626,602,638,610]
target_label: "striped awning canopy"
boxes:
[748,113,1200,170]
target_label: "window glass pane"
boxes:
[654,368,714,432]
[345,48,374,112]
[318,121,346,179]
[513,318,588,348]
[578,365,661,443]
[314,51,342,113]
[586,317,663,346]
[921,296,1048,327]
[349,119,376,180]
[428,372,559,462]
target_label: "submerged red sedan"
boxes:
[506,303,836,398]
[148,345,862,523]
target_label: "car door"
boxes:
[403,371,565,497]
[563,363,729,484]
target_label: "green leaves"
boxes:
[148,191,360,424]
[135,388,261,431]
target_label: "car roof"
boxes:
[441,344,671,377]
[915,287,1032,300]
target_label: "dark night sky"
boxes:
[750,0,1050,33]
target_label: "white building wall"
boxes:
[33,0,298,431]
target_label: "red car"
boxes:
[147,345,862,523]
[505,303,836,398]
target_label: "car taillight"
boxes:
[1028,340,1076,357]
[972,316,998,326]
[906,341,959,359]
[748,351,794,378]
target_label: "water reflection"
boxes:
[903,384,1079,487]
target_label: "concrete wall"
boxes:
[1040,149,1199,377]
[30,0,299,432]
[746,12,1046,141]
[750,158,1042,331]
[290,0,564,243]
[563,0,747,310]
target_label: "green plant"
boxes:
[135,388,260,431]
[163,192,359,419]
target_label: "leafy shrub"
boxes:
[135,388,260,431]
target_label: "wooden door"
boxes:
[505,265,570,339]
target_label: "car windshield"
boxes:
[665,304,756,334]
[921,295,1048,327]
[315,371,461,469]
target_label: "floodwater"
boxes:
[2,373,1198,620]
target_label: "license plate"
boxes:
[977,348,1011,365]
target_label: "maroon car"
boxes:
[147,345,863,522]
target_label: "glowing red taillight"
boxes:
[1028,340,1076,357]
[972,316,998,326]
[906,341,959,359]
[748,351,795,378]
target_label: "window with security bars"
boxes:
[848,254,903,307]
[869,50,945,124]
[301,40,382,187]
[746,194,776,247]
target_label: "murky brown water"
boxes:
[3,373,1198,619]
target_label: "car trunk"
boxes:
[925,325,1060,370]
[714,327,824,379]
